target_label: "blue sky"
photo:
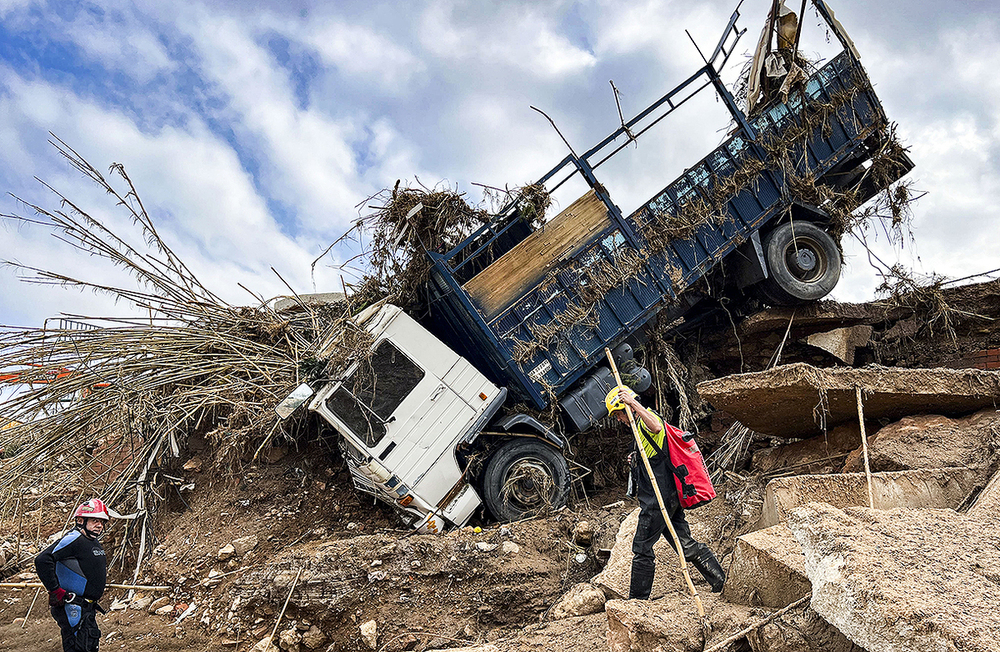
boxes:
[1,0,999,328]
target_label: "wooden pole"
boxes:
[0,582,172,591]
[21,587,40,629]
[605,348,704,618]
[268,568,302,645]
[856,386,875,509]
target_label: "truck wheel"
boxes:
[482,439,570,522]
[758,222,841,305]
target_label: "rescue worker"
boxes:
[608,386,726,599]
[35,499,110,652]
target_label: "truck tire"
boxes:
[758,222,841,305]
[482,439,570,522]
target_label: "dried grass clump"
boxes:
[0,138,364,575]
[333,181,550,311]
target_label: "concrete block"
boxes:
[752,423,862,476]
[756,467,978,530]
[722,525,809,609]
[969,467,1000,521]
[698,363,1000,438]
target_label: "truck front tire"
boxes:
[758,221,841,305]
[482,439,570,522]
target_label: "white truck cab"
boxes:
[283,303,569,533]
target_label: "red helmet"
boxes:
[73,499,110,521]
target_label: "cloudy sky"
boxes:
[0,0,997,329]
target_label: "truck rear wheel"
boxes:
[758,222,841,305]
[482,439,570,522]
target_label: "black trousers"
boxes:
[51,602,101,652]
[629,452,712,599]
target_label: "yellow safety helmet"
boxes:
[605,386,637,414]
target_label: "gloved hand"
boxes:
[48,588,67,607]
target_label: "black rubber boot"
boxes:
[628,559,655,600]
[691,550,726,593]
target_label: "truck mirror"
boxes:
[275,383,314,419]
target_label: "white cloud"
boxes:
[304,20,425,90]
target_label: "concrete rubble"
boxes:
[756,467,978,529]
[698,362,1000,438]
[788,503,1000,652]
[723,524,809,608]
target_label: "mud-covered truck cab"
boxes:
[298,303,570,533]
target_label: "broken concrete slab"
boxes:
[752,423,863,476]
[738,301,887,337]
[606,593,756,652]
[747,607,864,652]
[756,467,977,530]
[843,409,1000,477]
[805,325,872,365]
[698,362,1000,438]
[788,503,1000,652]
[969,467,1000,521]
[722,524,809,609]
[592,508,715,599]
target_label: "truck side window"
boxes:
[326,341,425,447]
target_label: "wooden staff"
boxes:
[0,582,172,591]
[856,386,875,509]
[605,348,704,617]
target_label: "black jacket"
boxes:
[35,528,107,601]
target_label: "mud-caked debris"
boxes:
[546,583,605,620]
[360,619,378,650]
[788,503,1000,652]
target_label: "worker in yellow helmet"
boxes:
[607,386,725,598]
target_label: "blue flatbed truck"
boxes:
[282,1,913,530]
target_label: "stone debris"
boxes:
[756,467,978,530]
[606,592,756,652]
[969,467,1000,521]
[591,509,687,600]
[232,535,259,558]
[360,619,378,650]
[804,325,872,366]
[571,520,595,547]
[788,503,1000,652]
[698,363,1000,438]
[500,541,520,555]
[747,607,863,652]
[752,423,863,476]
[842,409,1000,478]
[546,582,605,620]
[148,596,171,614]
[218,543,236,561]
[722,524,809,609]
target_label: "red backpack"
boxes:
[640,422,716,509]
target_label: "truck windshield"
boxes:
[325,340,424,447]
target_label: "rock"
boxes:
[301,625,327,650]
[969,467,1000,521]
[804,325,872,365]
[252,636,279,652]
[592,509,685,600]
[571,520,595,547]
[154,605,174,616]
[149,597,171,613]
[360,619,377,650]
[130,595,153,611]
[788,503,1000,652]
[109,598,128,611]
[756,467,978,530]
[425,646,498,652]
[232,535,259,557]
[722,524,809,608]
[218,543,236,561]
[278,627,301,651]
[475,542,497,552]
[182,456,203,472]
[752,423,863,476]
[842,409,1000,476]
[747,606,863,652]
[698,363,1000,438]
[501,541,520,555]
[606,592,755,652]
[547,583,605,620]
[12,617,25,626]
